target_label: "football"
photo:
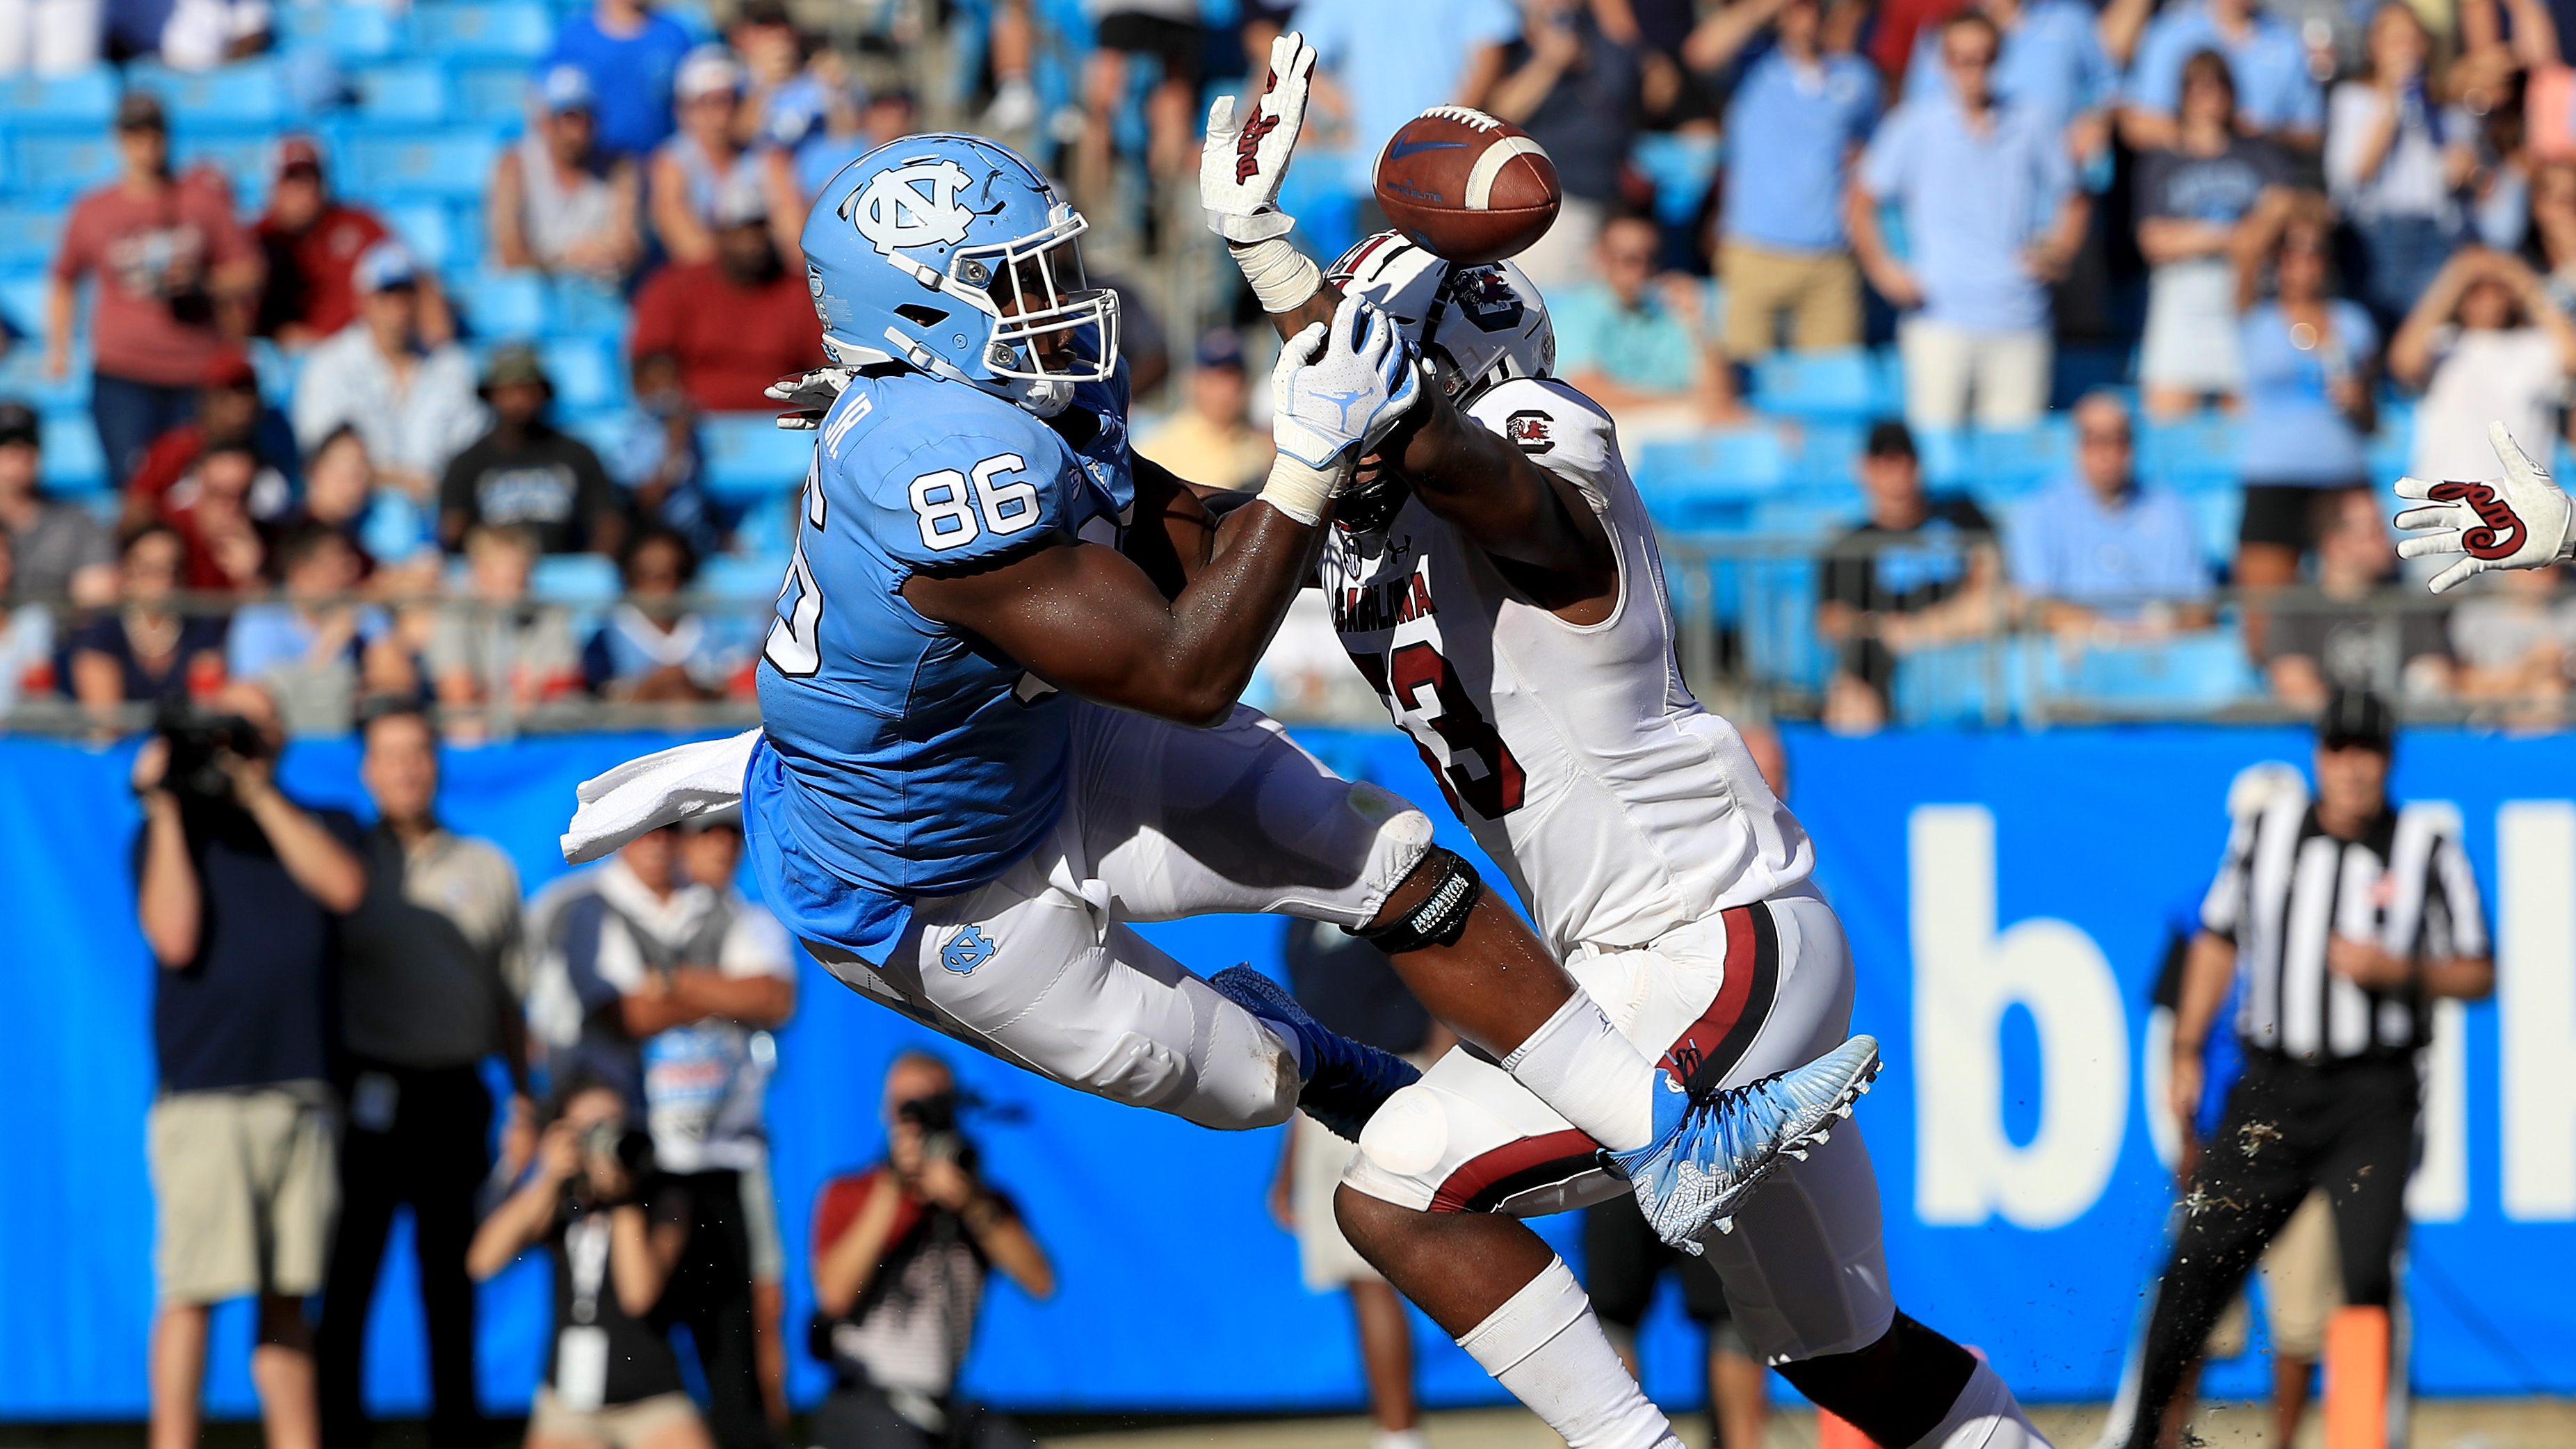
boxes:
[1372,106,1562,266]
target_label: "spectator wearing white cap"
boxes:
[292,242,483,503]
[651,46,802,268]
[492,65,645,282]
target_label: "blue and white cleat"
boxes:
[1607,1034,1881,1254]
[1210,964,1423,1141]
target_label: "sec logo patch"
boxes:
[1505,409,1554,454]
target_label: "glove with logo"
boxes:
[763,366,854,430]
[2392,420,2576,593]
[1260,297,1423,526]
[1203,30,1325,312]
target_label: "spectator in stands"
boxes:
[49,91,262,489]
[2009,391,2215,636]
[428,524,583,731]
[1816,420,2002,731]
[293,243,485,504]
[129,677,366,1449]
[2231,188,2379,606]
[2121,0,2324,151]
[0,399,114,610]
[1897,0,2119,204]
[544,0,699,161]
[2529,159,2576,309]
[1076,0,1206,218]
[1485,0,1641,288]
[651,48,802,270]
[294,426,441,583]
[159,0,270,71]
[629,186,827,413]
[0,0,101,74]
[1137,333,1273,493]
[1850,11,2089,430]
[223,522,412,735]
[437,344,622,557]
[255,137,454,353]
[781,79,912,200]
[166,439,276,594]
[0,528,50,714]
[2327,4,2479,323]
[1553,211,1742,438]
[729,0,818,143]
[319,703,532,1449]
[2135,51,2287,417]
[2265,489,2452,706]
[586,526,749,702]
[601,350,729,556]
[1692,0,1879,358]
[2449,565,2572,707]
[1296,0,1521,218]
[66,523,225,726]
[467,1079,715,1449]
[2389,248,2576,484]
[810,1051,1053,1449]
[122,350,300,537]
[491,65,645,284]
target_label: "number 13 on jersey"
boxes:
[1350,639,1526,820]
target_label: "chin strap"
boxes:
[877,326,1074,417]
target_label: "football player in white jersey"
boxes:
[1202,35,2053,1449]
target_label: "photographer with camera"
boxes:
[131,679,368,1449]
[468,1078,713,1449]
[807,1052,1053,1449]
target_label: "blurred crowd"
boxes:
[4,0,2576,736]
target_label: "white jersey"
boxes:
[1320,378,1813,958]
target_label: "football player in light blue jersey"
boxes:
[572,133,1848,1342]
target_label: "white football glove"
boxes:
[1259,298,1424,526]
[2392,420,2576,593]
[763,366,854,430]
[1201,29,1318,245]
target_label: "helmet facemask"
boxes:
[948,205,1120,414]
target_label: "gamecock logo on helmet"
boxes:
[1451,266,1525,333]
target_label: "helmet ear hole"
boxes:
[896,303,949,327]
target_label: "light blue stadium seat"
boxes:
[700,552,786,601]
[1628,130,1722,230]
[1912,427,1973,489]
[0,207,63,268]
[414,3,555,60]
[0,272,55,341]
[0,342,90,411]
[531,552,621,604]
[129,59,291,126]
[1971,421,2072,502]
[1749,348,1891,422]
[2038,629,2258,713]
[0,68,120,129]
[1891,638,2024,725]
[2138,414,2239,490]
[536,337,619,410]
[354,63,452,123]
[382,202,456,271]
[12,133,120,198]
[344,133,501,203]
[699,414,813,503]
[1633,428,1792,533]
[455,271,548,337]
[172,133,280,207]
[549,276,627,339]
[455,65,537,124]
[282,1,407,60]
[248,339,302,407]
[40,409,106,495]
[2182,487,2243,569]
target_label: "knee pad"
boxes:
[1773,1313,1977,1449]
[1350,848,1483,955]
[1347,1084,1455,1208]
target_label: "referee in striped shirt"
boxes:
[2104,688,2494,1449]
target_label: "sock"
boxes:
[1456,1257,1683,1449]
[1500,989,1658,1152]
[1908,1359,2051,1449]
[1370,1432,1429,1449]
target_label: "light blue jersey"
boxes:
[747,364,1135,962]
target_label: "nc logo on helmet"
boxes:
[843,159,977,257]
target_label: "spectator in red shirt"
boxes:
[254,136,455,351]
[47,91,264,488]
[166,438,283,594]
[627,181,826,413]
[120,348,301,537]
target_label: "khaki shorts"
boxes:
[148,1085,338,1305]
[528,1386,702,1448]
[2203,1188,2342,1360]
[1721,241,1862,355]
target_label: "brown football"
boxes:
[1372,106,1562,266]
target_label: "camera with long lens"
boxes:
[894,1090,978,1175]
[156,704,269,800]
[580,1117,656,1187]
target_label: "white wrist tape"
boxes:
[1258,451,1339,527]
[1229,236,1325,314]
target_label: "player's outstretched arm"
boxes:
[906,298,1420,724]
[1392,389,1614,595]
[2393,419,2576,592]
[1205,30,1338,336]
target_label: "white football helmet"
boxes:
[1325,229,1553,407]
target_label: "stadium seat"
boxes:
[1912,427,1973,489]
[454,271,549,337]
[1971,421,2072,501]
[2038,630,2259,715]
[281,1,407,60]
[1891,638,2024,725]
[699,414,813,503]
[0,342,90,412]
[412,3,555,61]
[354,63,453,124]
[0,68,120,129]
[1628,131,1722,231]
[172,133,281,207]
[129,59,291,126]
[2182,488,2243,569]
[0,207,62,268]
[1749,348,1892,422]
[1633,428,1792,533]
[531,552,621,604]
[549,276,628,340]
[2137,414,2239,491]
[0,272,56,342]
[40,409,106,496]
[343,133,501,203]
[535,338,619,410]
[455,65,537,124]
[382,202,457,271]
[11,133,120,199]
[701,552,787,601]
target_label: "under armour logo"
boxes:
[845,159,976,256]
[2427,479,2527,559]
[941,925,998,974]
[1236,108,1280,183]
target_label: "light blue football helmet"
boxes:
[803,133,1119,416]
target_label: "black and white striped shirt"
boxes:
[2201,794,2488,1060]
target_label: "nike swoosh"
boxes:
[1388,136,1468,160]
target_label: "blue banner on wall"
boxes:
[3,724,2570,1420]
